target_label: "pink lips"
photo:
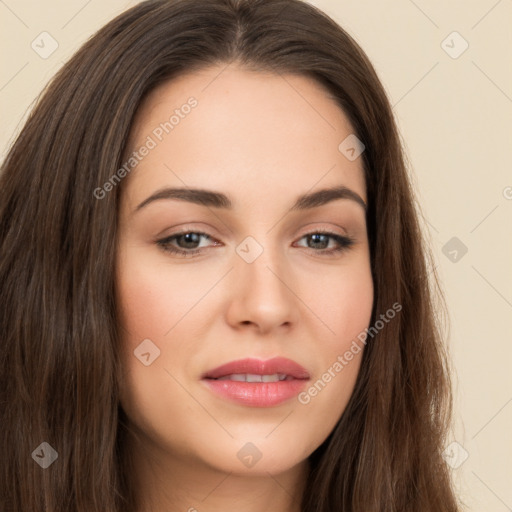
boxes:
[201,357,310,407]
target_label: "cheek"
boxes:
[309,261,374,350]
[116,253,206,341]
[115,260,203,447]
[294,263,373,426]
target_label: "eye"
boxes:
[294,230,355,256]
[156,231,218,258]
[156,229,355,258]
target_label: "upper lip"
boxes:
[202,357,310,380]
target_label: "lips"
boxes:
[201,357,310,407]
[202,357,310,381]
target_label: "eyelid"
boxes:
[155,225,355,258]
[158,221,350,239]
[298,223,350,237]
[155,223,349,244]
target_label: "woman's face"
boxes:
[116,64,373,477]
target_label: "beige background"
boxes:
[1,0,511,510]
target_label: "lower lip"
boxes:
[202,378,308,407]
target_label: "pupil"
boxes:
[310,234,328,249]
[180,233,200,248]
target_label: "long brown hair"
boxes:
[0,0,460,510]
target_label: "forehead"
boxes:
[122,64,366,209]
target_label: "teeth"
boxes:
[215,373,289,382]
[229,374,246,382]
[246,373,262,382]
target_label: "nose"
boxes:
[224,243,300,335]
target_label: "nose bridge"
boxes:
[237,232,287,294]
[228,231,298,331]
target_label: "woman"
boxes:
[0,0,461,510]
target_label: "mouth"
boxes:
[208,373,296,382]
[201,357,310,407]
[201,356,310,381]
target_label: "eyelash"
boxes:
[156,229,355,258]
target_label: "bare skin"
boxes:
[115,62,374,512]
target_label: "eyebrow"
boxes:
[134,185,367,212]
